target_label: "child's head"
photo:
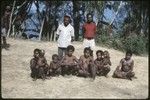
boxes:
[96,50,103,60]
[66,45,75,56]
[40,49,45,57]
[84,47,91,58]
[33,48,40,58]
[103,50,110,58]
[52,54,59,63]
[125,50,132,60]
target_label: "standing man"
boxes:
[1,6,11,49]
[82,13,97,57]
[56,15,75,60]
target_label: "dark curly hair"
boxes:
[67,45,75,52]
[96,50,103,55]
[126,50,133,56]
[52,54,59,60]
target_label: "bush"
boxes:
[111,38,124,51]
[95,33,111,47]
[123,36,147,55]
[96,33,148,55]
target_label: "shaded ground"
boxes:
[1,38,149,99]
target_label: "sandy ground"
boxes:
[1,38,149,99]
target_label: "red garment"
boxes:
[83,22,96,38]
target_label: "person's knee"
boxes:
[78,70,85,75]
[104,66,110,73]
[113,70,121,78]
[128,72,135,77]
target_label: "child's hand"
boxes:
[103,65,108,67]
[89,60,93,65]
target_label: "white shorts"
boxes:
[83,38,95,50]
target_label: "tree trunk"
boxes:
[73,1,80,41]
[39,17,45,41]
[7,0,16,37]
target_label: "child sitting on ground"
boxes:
[94,50,104,76]
[102,50,111,77]
[94,50,111,77]
[60,45,79,76]
[78,47,96,79]
[48,54,61,77]
[113,50,136,80]
[30,48,40,81]
[37,49,49,80]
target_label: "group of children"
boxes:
[30,45,135,81]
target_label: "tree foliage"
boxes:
[1,0,149,55]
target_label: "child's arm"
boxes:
[59,56,67,66]
[71,56,79,66]
[94,60,99,67]
[38,59,45,66]
[79,56,85,70]
[103,59,111,67]
[116,59,123,70]
[30,59,36,68]
[89,57,94,64]
[127,60,134,73]
[30,59,39,69]
[108,58,112,66]
[130,60,134,71]
[44,57,49,67]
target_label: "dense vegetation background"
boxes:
[1,0,149,55]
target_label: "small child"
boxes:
[60,45,79,76]
[113,51,135,80]
[78,47,96,79]
[103,50,111,66]
[30,48,40,81]
[102,50,111,77]
[37,49,48,80]
[94,50,111,77]
[48,54,61,77]
[94,50,104,76]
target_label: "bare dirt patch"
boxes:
[1,38,149,99]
